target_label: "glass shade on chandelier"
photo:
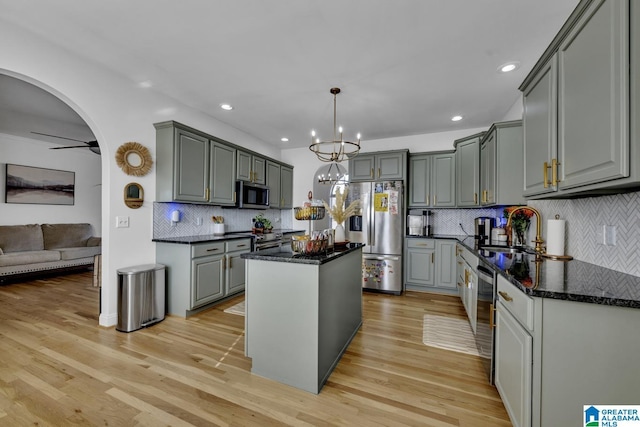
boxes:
[317,162,347,184]
[309,87,361,163]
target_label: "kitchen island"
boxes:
[241,243,364,394]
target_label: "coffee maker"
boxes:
[474,217,494,247]
[407,209,432,236]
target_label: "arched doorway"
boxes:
[0,71,103,317]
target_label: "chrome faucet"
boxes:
[506,206,546,254]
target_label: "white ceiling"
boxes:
[0,0,579,150]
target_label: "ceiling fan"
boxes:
[31,131,101,155]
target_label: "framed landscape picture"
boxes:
[5,164,75,205]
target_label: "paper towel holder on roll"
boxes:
[541,214,574,260]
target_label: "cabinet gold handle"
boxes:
[206,248,220,252]
[205,187,210,201]
[378,167,381,178]
[370,168,374,178]
[237,244,247,248]
[490,303,496,328]
[233,191,236,203]
[498,291,513,302]
[222,255,227,270]
[474,193,478,204]
[552,158,560,186]
[426,194,430,205]
[228,256,232,269]
[543,161,549,188]
[433,195,437,205]
[416,243,427,247]
[431,253,435,263]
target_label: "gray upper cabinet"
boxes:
[266,161,281,209]
[349,154,376,181]
[156,125,210,203]
[455,133,484,207]
[480,120,525,206]
[408,152,455,208]
[266,161,293,209]
[209,141,237,206]
[237,151,266,184]
[280,166,294,209]
[522,57,557,197]
[349,150,407,182]
[521,0,639,198]
[155,121,292,206]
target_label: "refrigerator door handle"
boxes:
[364,255,400,261]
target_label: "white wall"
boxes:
[1,20,282,326]
[0,133,101,231]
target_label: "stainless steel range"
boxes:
[253,232,284,251]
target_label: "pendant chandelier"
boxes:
[309,87,361,163]
[316,161,347,185]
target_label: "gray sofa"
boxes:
[0,223,101,282]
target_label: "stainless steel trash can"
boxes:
[116,264,166,332]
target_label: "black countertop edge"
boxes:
[241,243,365,265]
[153,229,305,244]
[443,234,640,309]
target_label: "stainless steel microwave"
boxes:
[236,180,269,209]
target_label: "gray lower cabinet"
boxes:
[480,120,525,206]
[349,150,407,182]
[405,238,456,293]
[156,238,251,316]
[408,151,455,208]
[454,133,484,207]
[494,274,640,427]
[521,0,639,198]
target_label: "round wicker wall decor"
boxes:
[115,142,153,176]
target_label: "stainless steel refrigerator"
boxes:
[346,181,404,294]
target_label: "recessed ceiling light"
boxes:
[220,104,233,111]
[281,137,289,142]
[498,62,520,73]
[451,115,463,122]
[138,80,153,88]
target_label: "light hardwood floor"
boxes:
[0,272,511,426]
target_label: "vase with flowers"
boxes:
[508,253,533,288]
[504,206,534,247]
[323,187,359,243]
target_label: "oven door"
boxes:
[476,261,496,384]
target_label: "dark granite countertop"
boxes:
[153,229,305,244]
[411,234,640,308]
[241,243,365,265]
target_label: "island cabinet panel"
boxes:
[244,247,363,394]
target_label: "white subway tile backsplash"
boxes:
[530,190,640,277]
[153,202,293,238]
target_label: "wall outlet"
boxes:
[604,225,617,246]
[116,216,130,228]
[196,217,203,226]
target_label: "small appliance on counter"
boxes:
[407,209,432,236]
[474,217,494,247]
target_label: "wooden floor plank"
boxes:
[0,272,511,426]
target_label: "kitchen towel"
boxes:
[546,217,566,256]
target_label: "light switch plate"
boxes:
[116,216,130,228]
